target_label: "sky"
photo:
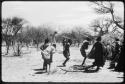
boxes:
[2,1,124,32]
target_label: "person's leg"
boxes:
[48,63,51,73]
[63,57,69,66]
[81,50,86,66]
[108,61,115,69]
[46,64,49,72]
[82,57,86,66]
[85,64,96,71]
[88,64,96,68]
[44,60,47,72]
[85,62,96,70]
[43,60,46,70]
[95,66,100,71]
[50,54,53,62]
[108,53,118,69]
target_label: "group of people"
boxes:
[40,36,124,73]
[80,37,104,71]
[106,38,124,72]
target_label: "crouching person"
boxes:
[40,38,56,73]
[80,37,90,66]
[86,36,105,71]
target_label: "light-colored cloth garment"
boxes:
[41,45,56,60]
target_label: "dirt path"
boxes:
[2,45,124,82]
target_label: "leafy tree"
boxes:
[2,17,26,55]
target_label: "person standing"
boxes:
[108,38,120,69]
[80,37,90,66]
[40,38,50,70]
[40,38,56,72]
[114,42,124,72]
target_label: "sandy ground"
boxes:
[2,44,124,82]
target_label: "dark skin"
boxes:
[62,38,71,66]
[81,41,89,66]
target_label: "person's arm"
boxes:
[87,43,95,57]
[40,45,43,50]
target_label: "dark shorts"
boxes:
[63,50,70,58]
[44,59,52,64]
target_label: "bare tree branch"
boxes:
[92,1,124,30]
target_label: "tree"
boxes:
[22,25,54,49]
[56,26,93,47]
[2,17,26,55]
[92,1,124,30]
[72,26,93,46]
[90,17,113,36]
[90,1,124,45]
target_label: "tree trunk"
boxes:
[36,42,39,50]
[5,40,10,55]
[16,42,21,56]
[26,43,29,50]
[111,12,123,30]
[6,44,9,54]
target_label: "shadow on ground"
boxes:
[33,68,47,74]
[2,54,23,58]
[35,71,46,74]
[83,69,98,73]
[57,65,65,67]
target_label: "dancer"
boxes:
[62,37,72,66]
[80,37,90,66]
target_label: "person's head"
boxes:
[68,39,72,45]
[44,38,49,44]
[54,31,57,34]
[96,36,101,42]
[52,44,56,48]
[86,37,90,41]
[67,39,70,42]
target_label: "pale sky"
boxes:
[2,1,124,32]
